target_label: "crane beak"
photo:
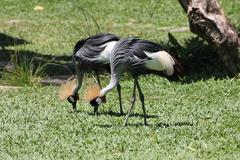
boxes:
[90,97,105,116]
[67,95,78,112]
[72,101,77,112]
[93,105,99,116]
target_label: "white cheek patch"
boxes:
[69,96,75,103]
[144,51,175,75]
[96,97,102,105]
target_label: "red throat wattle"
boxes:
[101,96,106,103]
[172,56,184,77]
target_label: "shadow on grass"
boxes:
[89,110,192,128]
[96,121,193,128]
[0,33,28,49]
[87,111,124,117]
[0,33,231,81]
[126,121,193,128]
[0,49,74,75]
[0,33,73,76]
[158,33,228,84]
[87,110,159,118]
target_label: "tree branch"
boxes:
[178,0,189,13]
[177,0,240,74]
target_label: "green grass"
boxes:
[0,54,47,86]
[1,0,239,56]
[1,0,240,159]
[0,77,240,159]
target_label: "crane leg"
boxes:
[135,79,147,126]
[117,84,124,115]
[123,79,137,127]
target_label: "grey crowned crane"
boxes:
[59,33,124,115]
[89,37,184,126]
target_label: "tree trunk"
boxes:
[178,0,240,75]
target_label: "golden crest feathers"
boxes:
[84,84,101,102]
[58,79,77,101]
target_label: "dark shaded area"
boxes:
[87,110,124,117]
[96,121,193,128]
[0,33,231,81]
[158,33,228,83]
[238,26,240,36]
[0,49,74,75]
[89,110,192,128]
[0,33,28,49]
[87,110,159,118]
[0,33,73,76]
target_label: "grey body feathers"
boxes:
[73,33,119,68]
[110,37,164,75]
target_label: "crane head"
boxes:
[89,96,106,115]
[58,78,79,112]
[167,56,184,81]
[67,94,79,112]
[84,84,106,115]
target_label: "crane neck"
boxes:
[73,63,84,95]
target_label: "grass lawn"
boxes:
[1,0,240,159]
